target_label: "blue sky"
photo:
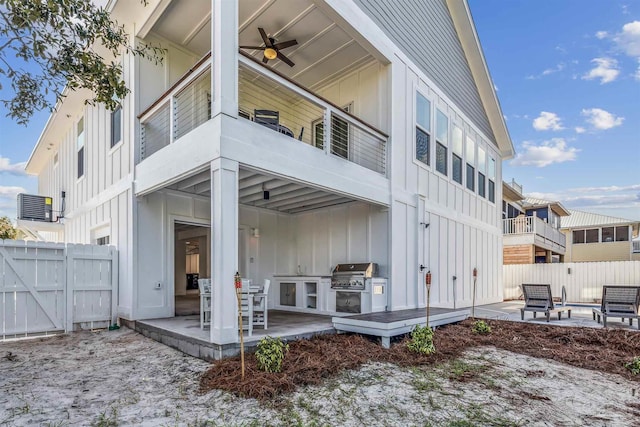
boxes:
[469,0,640,221]
[1,1,639,222]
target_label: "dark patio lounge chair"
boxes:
[592,285,640,329]
[520,284,571,322]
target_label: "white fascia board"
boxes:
[446,0,514,159]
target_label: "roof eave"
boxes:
[446,0,514,159]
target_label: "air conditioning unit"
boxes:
[17,194,53,222]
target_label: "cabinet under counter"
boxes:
[272,275,331,314]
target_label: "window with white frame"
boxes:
[488,156,496,203]
[111,105,122,148]
[477,146,486,198]
[452,124,463,184]
[77,117,85,178]
[465,136,475,191]
[435,109,448,176]
[415,93,431,166]
[92,225,110,246]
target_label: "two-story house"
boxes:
[21,0,513,346]
[502,181,570,264]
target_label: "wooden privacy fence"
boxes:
[0,240,118,340]
[504,261,640,303]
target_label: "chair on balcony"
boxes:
[520,284,571,322]
[592,285,640,329]
[254,109,279,131]
[239,279,254,336]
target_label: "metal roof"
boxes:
[561,209,640,229]
[523,197,571,217]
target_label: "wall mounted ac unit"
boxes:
[17,194,53,222]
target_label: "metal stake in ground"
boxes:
[472,267,478,319]
[235,271,245,380]
[425,271,432,328]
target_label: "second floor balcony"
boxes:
[503,216,566,254]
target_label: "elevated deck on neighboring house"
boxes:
[332,307,470,348]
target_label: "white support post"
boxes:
[323,108,332,155]
[212,0,238,118]
[210,158,240,344]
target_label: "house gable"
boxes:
[354,0,494,143]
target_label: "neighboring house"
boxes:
[561,210,640,262]
[19,0,513,345]
[502,181,570,264]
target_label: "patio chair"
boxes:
[239,280,254,336]
[254,109,279,131]
[592,285,640,329]
[253,279,271,330]
[520,284,571,322]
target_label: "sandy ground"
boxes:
[1,328,639,426]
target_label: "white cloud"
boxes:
[581,108,624,130]
[635,62,640,81]
[510,138,579,168]
[614,21,640,57]
[595,31,608,40]
[0,186,25,197]
[532,112,564,131]
[526,63,565,79]
[0,186,25,219]
[582,57,620,83]
[574,127,586,134]
[0,156,27,175]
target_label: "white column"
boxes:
[210,158,239,344]
[212,0,238,118]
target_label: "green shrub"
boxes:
[407,325,435,355]
[255,336,289,373]
[625,356,640,375]
[472,320,491,335]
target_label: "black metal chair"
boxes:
[254,109,279,131]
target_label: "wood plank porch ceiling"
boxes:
[168,168,353,214]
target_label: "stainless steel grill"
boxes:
[331,263,379,290]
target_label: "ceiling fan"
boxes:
[240,27,298,67]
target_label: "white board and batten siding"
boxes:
[503,261,640,303]
[0,240,118,340]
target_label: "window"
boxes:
[435,109,448,175]
[314,105,350,159]
[96,236,110,246]
[585,229,599,243]
[110,106,122,148]
[602,227,614,242]
[465,136,475,191]
[416,93,431,166]
[488,157,496,203]
[573,230,585,244]
[477,146,486,198]
[313,119,324,149]
[616,226,629,241]
[452,125,463,184]
[77,117,85,178]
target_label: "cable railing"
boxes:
[239,53,388,176]
[138,53,212,162]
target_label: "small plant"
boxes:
[625,356,640,375]
[472,320,491,335]
[255,336,289,373]
[407,325,435,355]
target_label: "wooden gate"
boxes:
[0,240,118,340]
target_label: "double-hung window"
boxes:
[477,146,486,198]
[488,157,496,203]
[435,109,448,176]
[452,125,463,184]
[415,93,431,166]
[110,106,122,148]
[465,136,475,191]
[77,117,85,178]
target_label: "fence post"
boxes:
[65,244,74,333]
[110,246,119,326]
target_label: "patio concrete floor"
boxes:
[474,300,639,330]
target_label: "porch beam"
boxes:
[273,194,348,211]
[287,198,352,214]
[176,171,210,190]
[250,186,316,206]
[241,183,304,204]
[210,158,240,344]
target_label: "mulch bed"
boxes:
[199,319,640,400]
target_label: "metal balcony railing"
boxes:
[633,240,640,253]
[503,216,566,249]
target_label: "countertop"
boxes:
[273,274,332,278]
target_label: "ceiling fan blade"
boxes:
[273,39,298,50]
[240,46,266,50]
[258,27,271,47]
[277,51,295,67]
[262,56,269,64]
